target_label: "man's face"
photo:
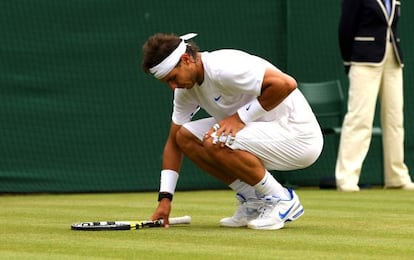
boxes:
[161,54,197,90]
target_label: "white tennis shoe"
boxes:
[220,193,261,227]
[247,188,304,230]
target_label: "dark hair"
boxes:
[141,33,200,74]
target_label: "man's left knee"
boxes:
[176,127,197,151]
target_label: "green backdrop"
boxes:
[1,0,413,192]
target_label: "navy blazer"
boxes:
[338,0,403,67]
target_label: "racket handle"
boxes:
[168,215,192,225]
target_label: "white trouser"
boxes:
[336,42,411,188]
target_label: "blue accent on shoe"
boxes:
[236,193,246,201]
[278,203,295,219]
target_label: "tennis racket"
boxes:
[71,215,191,231]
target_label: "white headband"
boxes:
[149,33,198,79]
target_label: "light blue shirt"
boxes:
[385,0,391,16]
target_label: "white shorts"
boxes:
[182,117,323,171]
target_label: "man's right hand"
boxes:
[151,198,172,228]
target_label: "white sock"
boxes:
[228,179,257,201]
[253,170,290,200]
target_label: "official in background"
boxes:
[336,0,413,191]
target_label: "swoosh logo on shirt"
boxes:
[214,95,222,101]
[246,104,251,111]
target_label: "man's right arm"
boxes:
[338,0,361,73]
[162,122,184,171]
[151,122,183,227]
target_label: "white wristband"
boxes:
[160,169,179,194]
[237,98,267,123]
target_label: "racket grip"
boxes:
[168,215,192,225]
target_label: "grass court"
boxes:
[1,189,413,259]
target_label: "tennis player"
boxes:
[141,33,323,230]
